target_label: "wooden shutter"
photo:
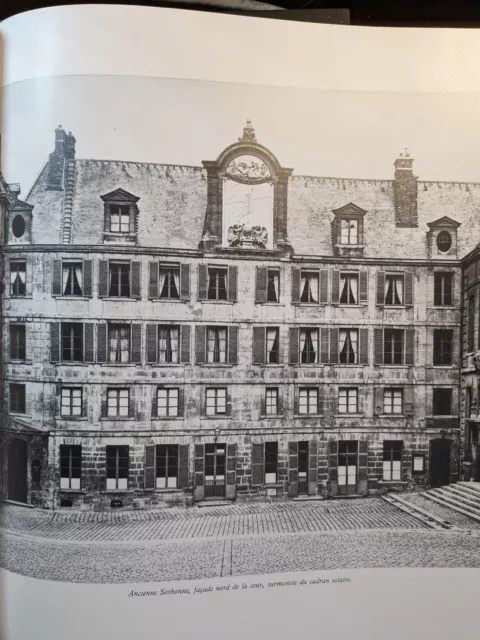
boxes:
[50,322,60,362]
[228,326,238,365]
[277,390,284,416]
[129,393,135,419]
[308,441,318,496]
[405,329,415,365]
[148,262,158,299]
[83,260,93,297]
[144,446,156,490]
[359,328,369,364]
[151,388,158,418]
[146,324,157,363]
[252,443,264,485]
[226,444,237,500]
[129,206,136,235]
[404,386,414,416]
[178,445,189,489]
[374,328,383,365]
[255,267,268,304]
[328,440,338,483]
[374,387,384,416]
[104,205,111,233]
[317,387,324,415]
[97,324,108,363]
[180,325,191,364]
[101,395,108,418]
[376,271,385,305]
[198,264,208,301]
[404,271,414,306]
[52,259,62,295]
[358,440,368,495]
[227,266,238,302]
[98,260,109,298]
[131,324,142,363]
[291,267,301,304]
[320,270,329,304]
[329,328,339,364]
[178,387,185,417]
[320,328,329,364]
[84,323,95,363]
[253,327,266,365]
[180,263,190,301]
[195,326,206,364]
[331,270,340,304]
[289,327,299,364]
[131,262,141,299]
[194,444,205,501]
[359,271,368,304]
[287,442,299,498]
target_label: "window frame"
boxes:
[157,387,180,418]
[61,387,83,418]
[158,325,180,364]
[61,261,84,297]
[383,441,403,482]
[383,388,404,415]
[207,267,228,301]
[155,444,179,489]
[339,272,359,305]
[10,324,26,361]
[338,387,359,415]
[205,387,227,417]
[433,272,453,307]
[109,204,131,234]
[265,388,279,416]
[339,217,359,245]
[107,388,130,418]
[9,383,26,414]
[433,329,453,366]
[264,441,278,484]
[10,260,26,296]
[59,444,82,490]
[299,270,320,304]
[383,328,404,365]
[384,273,405,306]
[108,323,131,364]
[299,327,319,365]
[106,445,129,490]
[265,327,280,364]
[206,326,228,364]
[432,388,453,416]
[298,387,320,415]
[266,269,280,303]
[158,263,181,300]
[339,328,359,365]
[61,322,84,363]
[108,261,131,298]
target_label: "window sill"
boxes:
[201,416,231,420]
[199,364,234,368]
[375,365,411,369]
[99,490,130,494]
[295,414,324,418]
[100,297,141,301]
[53,295,91,300]
[335,244,365,249]
[8,295,32,300]
[57,416,88,421]
[200,300,234,305]
[261,414,283,419]
[100,417,135,421]
[293,303,324,307]
[334,414,364,418]
[334,304,365,308]
[430,365,456,369]
[377,414,406,419]
[8,412,29,418]
[149,298,185,303]
[144,488,183,494]
[378,305,409,309]
[58,489,86,494]
[258,302,284,307]
[9,360,31,365]
[152,416,184,421]
[103,234,136,243]
[377,481,408,486]
[100,363,138,367]
[429,305,456,310]
[148,363,185,368]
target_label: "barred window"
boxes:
[61,388,83,417]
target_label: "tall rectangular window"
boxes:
[433,329,453,366]
[299,388,319,415]
[383,388,403,415]
[338,387,358,414]
[339,329,358,364]
[107,389,130,417]
[383,441,402,481]
[468,295,475,352]
[434,272,453,306]
[159,264,180,299]
[62,262,83,296]
[10,325,26,361]
[61,387,83,417]
[299,328,318,364]
[266,328,279,364]
[9,383,26,414]
[108,324,131,363]
[384,329,404,365]
[265,388,279,415]
[340,219,358,245]
[106,445,129,490]
[207,268,227,300]
[207,327,227,364]
[61,323,83,362]
[264,442,278,484]
[385,274,404,305]
[60,445,82,489]
[10,260,26,296]
[157,388,179,417]
[109,262,130,297]
[205,388,227,416]
[156,445,179,489]
[340,273,358,304]
[267,270,280,303]
[110,205,130,233]
[433,388,452,415]
[300,271,319,303]
[158,326,180,363]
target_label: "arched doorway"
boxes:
[8,438,28,503]
[430,439,451,488]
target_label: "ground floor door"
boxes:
[338,441,358,496]
[298,441,309,495]
[205,443,226,499]
[430,439,451,488]
[7,438,28,503]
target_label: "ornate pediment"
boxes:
[227,224,268,249]
[100,188,140,203]
[426,216,461,229]
[332,202,367,217]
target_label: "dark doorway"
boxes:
[430,439,451,488]
[8,438,28,503]
[204,443,226,499]
[338,441,358,495]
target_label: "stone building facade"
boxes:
[1,121,476,511]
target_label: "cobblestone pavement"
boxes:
[403,493,480,529]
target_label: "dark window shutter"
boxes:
[227,444,236,488]
[358,440,368,482]
[148,262,158,299]
[129,206,136,235]
[152,388,158,418]
[376,271,385,306]
[253,327,266,365]
[404,271,414,306]
[288,442,299,497]
[131,261,141,299]
[374,387,384,415]
[52,259,62,295]
[129,395,135,419]
[277,390,284,415]
[374,328,384,365]
[101,396,108,418]
[329,328,339,364]
[180,325,191,364]
[329,440,338,483]
[228,266,238,302]
[131,324,142,363]
[228,326,239,365]
[146,324,158,363]
[195,326,206,364]
[83,260,93,297]
[98,260,109,298]
[291,267,301,304]
[359,271,368,304]
[178,445,189,489]
[252,443,264,485]
[289,327,299,364]
[331,270,340,304]
[359,328,369,364]
[97,324,108,363]
[318,387,324,414]
[255,267,268,304]
[194,444,205,489]
[308,440,318,495]
[320,270,329,304]
[50,322,60,362]
[198,264,208,301]
[320,328,329,364]
[405,329,415,365]
[178,387,185,417]
[104,205,111,233]
[404,386,414,415]
[226,391,233,417]
[145,446,156,490]
[180,263,190,301]
[84,323,95,363]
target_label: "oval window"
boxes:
[12,215,26,238]
[436,230,452,252]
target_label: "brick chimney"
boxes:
[393,151,417,227]
[46,125,76,190]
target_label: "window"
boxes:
[434,272,453,306]
[156,445,179,489]
[61,323,83,362]
[298,442,309,483]
[106,445,129,490]
[266,328,279,364]
[9,383,26,414]
[299,328,318,364]
[267,270,280,303]
[10,325,26,360]
[338,388,358,414]
[340,273,358,304]
[299,388,319,415]
[12,215,26,238]
[206,388,227,416]
[265,388,279,415]
[60,445,81,490]
[157,388,179,417]
[207,327,227,364]
[383,441,402,481]
[265,442,278,484]
[61,388,83,417]
[384,388,403,415]
[62,262,83,296]
[158,326,179,363]
[207,268,227,300]
[300,271,319,303]
[109,262,130,297]
[385,274,404,306]
[108,325,131,363]
[433,388,452,415]
[339,329,358,364]
[384,329,404,365]
[107,389,130,417]
[433,329,453,366]
[109,205,130,233]
[10,261,26,295]
[340,218,358,245]
[159,264,180,299]
[437,230,452,252]
[468,295,475,352]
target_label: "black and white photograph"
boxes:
[2,75,480,584]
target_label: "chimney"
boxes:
[393,151,418,227]
[46,125,75,190]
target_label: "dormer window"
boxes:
[426,216,460,259]
[436,230,452,253]
[101,188,139,244]
[331,203,366,257]
[110,205,130,233]
[340,219,358,245]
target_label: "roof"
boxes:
[0,413,48,435]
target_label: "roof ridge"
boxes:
[76,158,204,170]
